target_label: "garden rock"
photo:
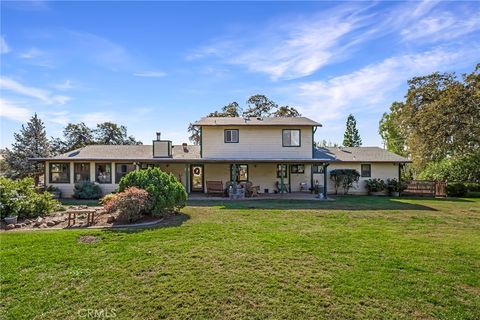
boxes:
[39,223,48,228]
[34,217,44,226]
[24,219,32,225]
[14,224,22,228]
[107,216,115,223]
[46,221,56,227]
[6,224,15,230]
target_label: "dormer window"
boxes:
[224,129,239,143]
[282,129,301,147]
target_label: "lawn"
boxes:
[1,196,479,319]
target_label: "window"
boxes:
[282,129,301,147]
[224,129,239,143]
[277,164,287,178]
[49,163,70,183]
[115,163,136,183]
[312,165,324,174]
[361,164,371,177]
[96,163,112,184]
[290,164,305,174]
[74,163,90,183]
[230,164,248,182]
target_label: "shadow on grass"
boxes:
[187,196,448,211]
[102,213,191,234]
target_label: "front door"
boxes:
[190,164,204,192]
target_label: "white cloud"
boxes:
[0,77,70,105]
[0,99,31,122]
[0,36,10,54]
[19,47,43,59]
[51,80,75,91]
[133,71,167,77]
[293,46,479,123]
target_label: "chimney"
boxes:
[182,143,188,152]
[156,132,161,141]
[152,132,172,158]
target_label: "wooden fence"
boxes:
[403,180,446,197]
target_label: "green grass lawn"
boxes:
[1,197,480,319]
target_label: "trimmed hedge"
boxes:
[446,183,468,197]
[118,167,187,215]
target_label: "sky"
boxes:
[1,1,479,148]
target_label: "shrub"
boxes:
[73,181,102,199]
[101,193,117,207]
[386,178,407,194]
[365,178,386,193]
[104,187,151,222]
[329,169,360,195]
[118,167,187,215]
[0,177,60,219]
[418,152,480,182]
[464,182,480,192]
[446,182,468,197]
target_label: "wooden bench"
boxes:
[66,209,95,227]
[206,180,224,195]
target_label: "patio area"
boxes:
[188,192,330,201]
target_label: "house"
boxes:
[32,116,409,197]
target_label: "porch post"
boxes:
[323,163,329,199]
[185,163,190,193]
[280,164,285,194]
[287,164,291,193]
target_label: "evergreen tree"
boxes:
[4,113,51,184]
[343,114,362,147]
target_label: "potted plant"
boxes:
[3,212,18,225]
[365,178,386,196]
[46,185,62,199]
[387,179,406,196]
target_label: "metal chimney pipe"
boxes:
[156,132,161,141]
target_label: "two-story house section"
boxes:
[33,116,410,197]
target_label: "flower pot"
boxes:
[4,216,18,225]
[370,191,386,196]
[391,191,400,197]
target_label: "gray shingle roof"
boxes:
[315,147,410,163]
[194,116,321,126]
[41,145,201,161]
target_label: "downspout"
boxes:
[199,126,203,158]
[323,163,329,199]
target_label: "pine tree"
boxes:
[343,114,362,147]
[4,113,51,184]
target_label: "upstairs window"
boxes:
[361,164,371,177]
[74,163,90,183]
[50,163,70,183]
[224,129,239,143]
[282,129,301,147]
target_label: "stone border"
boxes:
[1,217,165,232]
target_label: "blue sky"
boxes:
[1,1,479,148]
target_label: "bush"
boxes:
[118,167,187,215]
[73,181,102,199]
[446,182,468,197]
[329,169,360,195]
[100,193,117,207]
[386,178,407,194]
[365,178,386,193]
[418,152,480,182]
[0,177,60,219]
[104,187,151,222]
[464,182,480,192]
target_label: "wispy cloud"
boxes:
[0,36,10,54]
[133,71,167,77]
[19,47,44,59]
[293,46,479,123]
[78,112,115,126]
[51,80,76,91]
[0,77,71,105]
[0,99,31,122]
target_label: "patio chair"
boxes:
[244,181,260,197]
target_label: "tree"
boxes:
[207,102,242,117]
[343,114,362,147]
[94,122,142,145]
[51,122,95,154]
[3,114,50,184]
[386,64,480,169]
[379,102,407,156]
[187,123,200,145]
[243,94,278,118]
[316,140,339,148]
[272,105,301,117]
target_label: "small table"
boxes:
[66,210,95,227]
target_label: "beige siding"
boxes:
[318,162,400,195]
[202,126,313,159]
[157,163,187,187]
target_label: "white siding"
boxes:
[202,126,313,159]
